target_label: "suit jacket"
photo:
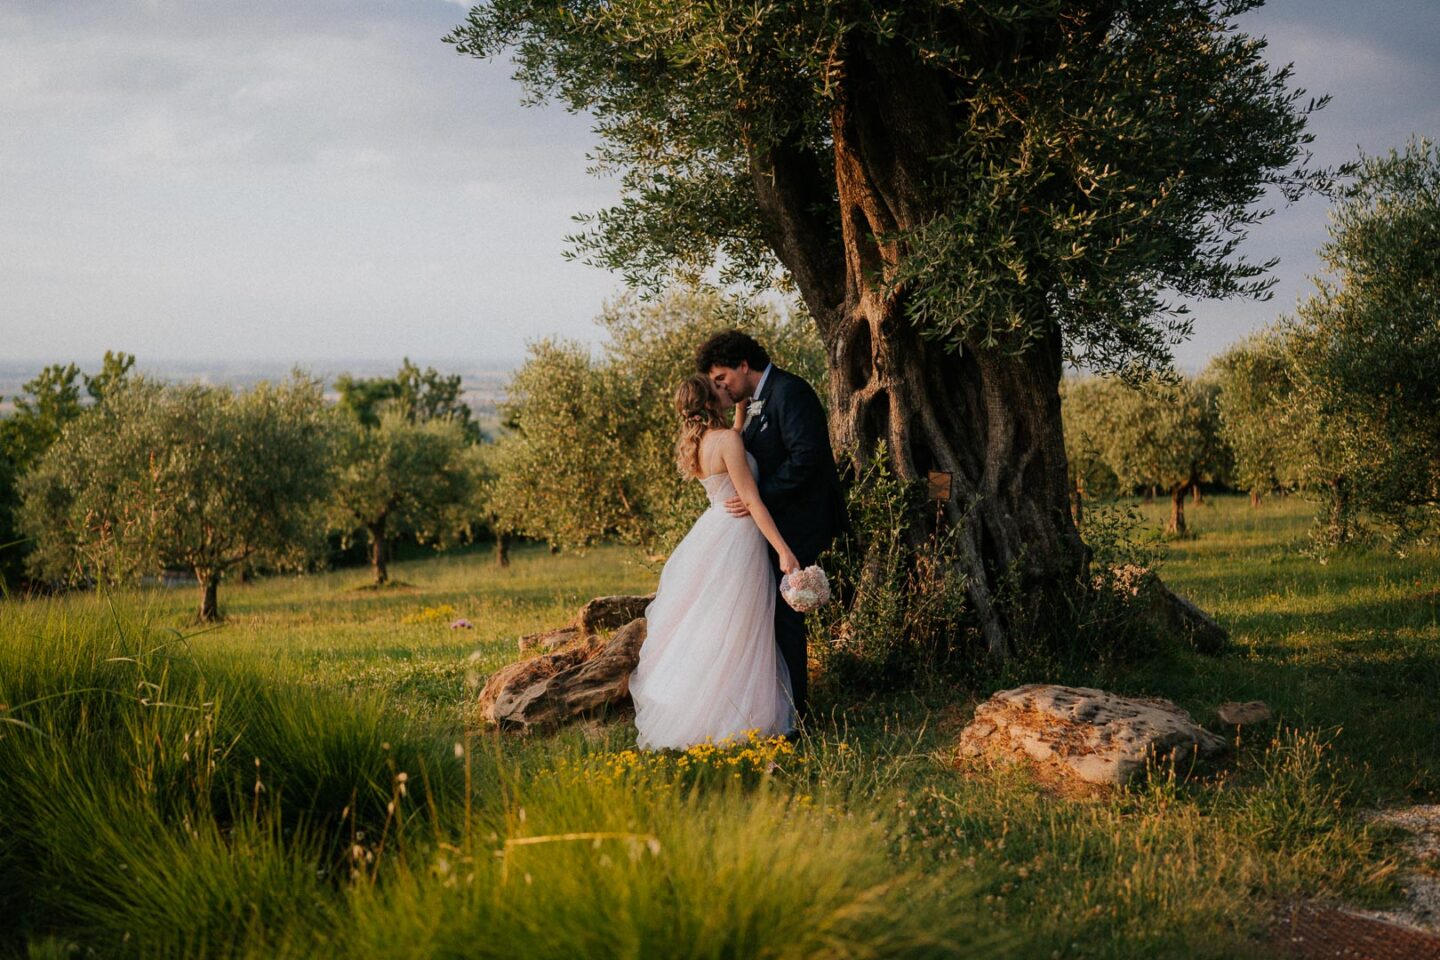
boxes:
[742,367,848,566]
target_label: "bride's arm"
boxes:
[718,431,800,574]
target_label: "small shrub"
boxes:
[810,450,972,694]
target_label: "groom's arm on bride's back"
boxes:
[758,378,829,504]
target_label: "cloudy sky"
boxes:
[2,0,1437,370]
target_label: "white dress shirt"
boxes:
[752,363,774,401]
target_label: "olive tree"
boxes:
[1210,332,1303,506]
[448,0,1332,654]
[326,410,479,586]
[1098,376,1227,535]
[465,440,515,566]
[0,352,134,589]
[486,340,629,551]
[1059,376,1123,525]
[18,375,333,621]
[1284,139,1440,541]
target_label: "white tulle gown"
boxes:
[629,452,795,750]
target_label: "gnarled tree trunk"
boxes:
[749,42,1087,658]
[1328,475,1351,544]
[368,519,389,586]
[196,569,220,623]
[1169,483,1187,536]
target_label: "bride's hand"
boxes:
[779,549,800,576]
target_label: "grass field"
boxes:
[1,494,1436,958]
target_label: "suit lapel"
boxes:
[743,367,778,444]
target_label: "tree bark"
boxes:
[196,570,220,622]
[1192,482,1204,506]
[368,520,389,586]
[496,532,511,568]
[1071,479,1085,527]
[1328,476,1351,544]
[1249,488,1261,508]
[1168,484,1188,536]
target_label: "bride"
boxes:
[628,374,800,750]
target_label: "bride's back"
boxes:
[696,428,730,480]
[696,430,755,508]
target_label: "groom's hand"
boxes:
[724,496,750,518]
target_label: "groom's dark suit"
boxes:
[742,366,848,719]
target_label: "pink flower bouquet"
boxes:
[780,565,832,613]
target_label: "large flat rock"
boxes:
[956,684,1226,786]
[478,617,648,731]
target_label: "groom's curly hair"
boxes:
[695,329,770,373]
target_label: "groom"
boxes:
[697,330,848,721]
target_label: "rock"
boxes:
[1138,578,1229,654]
[514,594,654,653]
[1216,700,1272,726]
[577,594,654,637]
[956,684,1227,786]
[477,645,590,717]
[479,618,648,731]
[517,626,583,654]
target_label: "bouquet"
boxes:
[780,565,832,613]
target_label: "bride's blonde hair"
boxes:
[674,375,726,478]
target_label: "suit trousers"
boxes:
[770,555,809,722]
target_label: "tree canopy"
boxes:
[1283,139,1440,539]
[326,411,480,586]
[0,352,135,590]
[1104,376,1228,534]
[1209,331,1307,504]
[335,358,482,441]
[449,0,1329,373]
[18,375,333,620]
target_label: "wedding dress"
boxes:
[629,452,795,750]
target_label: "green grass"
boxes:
[1,498,1436,959]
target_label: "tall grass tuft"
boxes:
[0,599,1005,958]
